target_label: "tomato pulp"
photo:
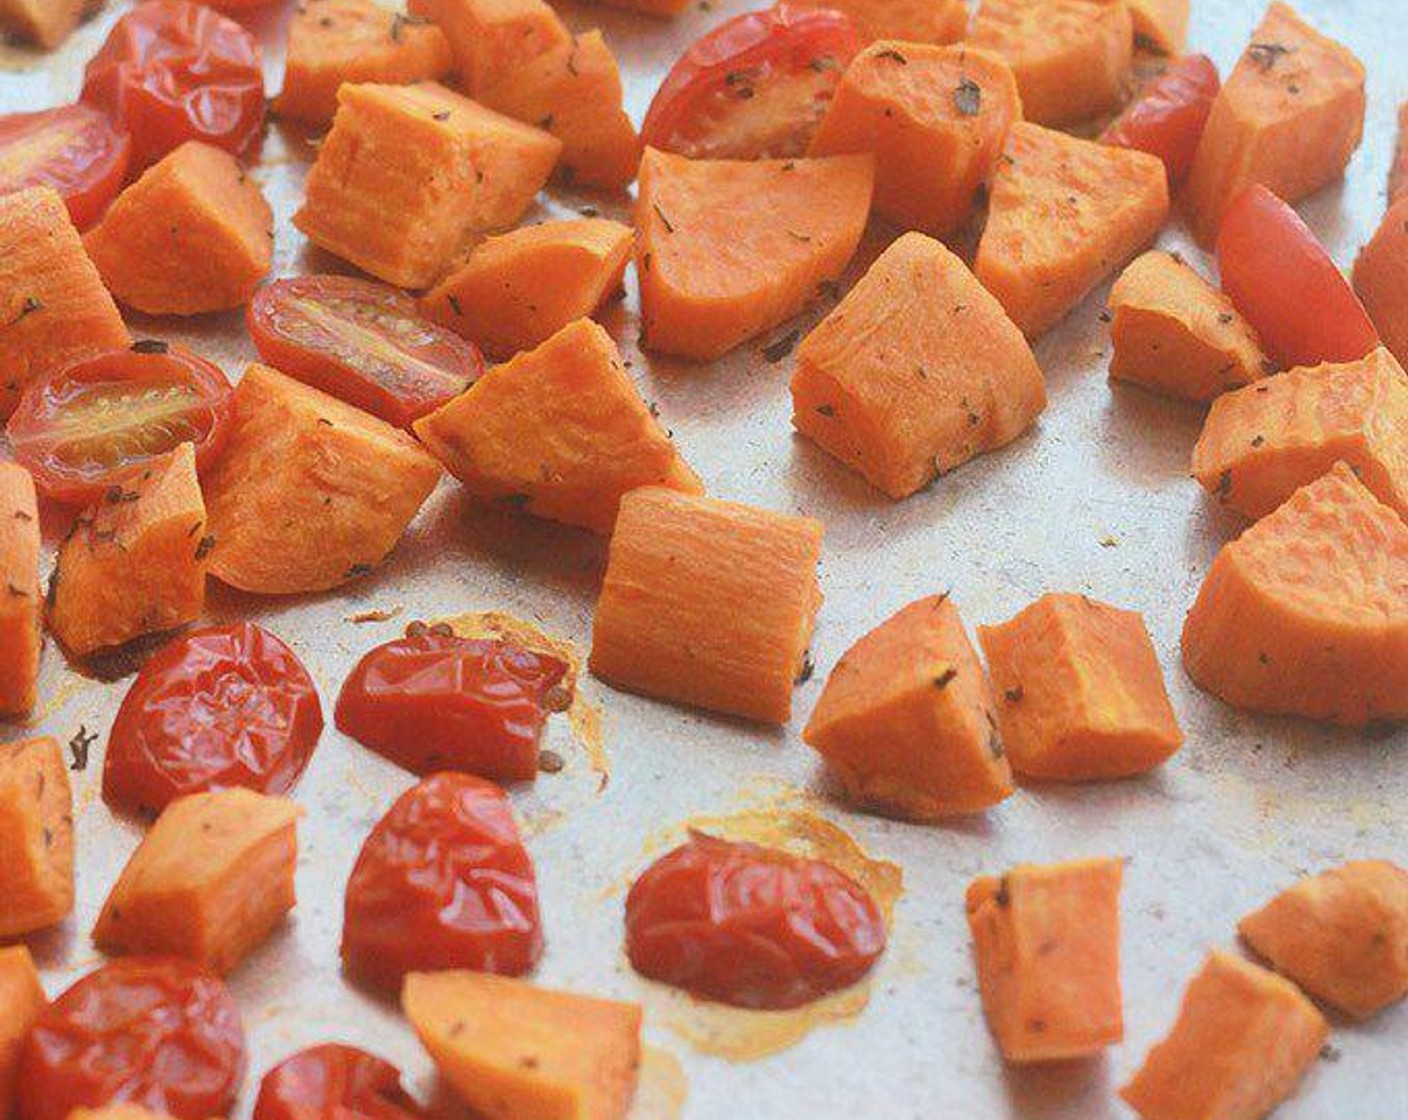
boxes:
[1101,54,1220,189]
[625,832,887,1010]
[341,772,544,989]
[254,1043,429,1120]
[0,103,131,228]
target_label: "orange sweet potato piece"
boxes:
[979,593,1183,781]
[276,0,455,126]
[0,463,41,718]
[0,0,82,49]
[403,971,642,1120]
[1181,462,1408,725]
[1391,102,1408,205]
[791,231,1045,498]
[407,0,570,94]
[790,0,968,45]
[0,945,44,1118]
[1120,950,1327,1120]
[1191,348,1408,520]
[0,737,74,939]
[807,43,1020,236]
[975,122,1170,338]
[1183,2,1365,247]
[420,218,633,359]
[1352,196,1408,370]
[1127,0,1190,55]
[0,186,130,418]
[636,148,874,361]
[294,81,561,288]
[202,364,441,595]
[590,487,824,725]
[48,442,209,658]
[1108,250,1270,402]
[803,594,1013,819]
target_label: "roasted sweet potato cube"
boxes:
[202,364,441,595]
[0,945,45,1118]
[1392,102,1408,205]
[789,0,968,45]
[0,0,82,49]
[408,0,570,94]
[1353,196,1408,370]
[0,737,74,939]
[0,463,41,717]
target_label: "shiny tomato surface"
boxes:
[1217,184,1379,369]
[0,103,131,228]
[17,957,246,1120]
[335,631,569,782]
[1101,54,1220,189]
[625,832,887,1010]
[341,772,544,989]
[104,622,324,813]
[81,0,265,169]
[254,1043,429,1120]
[248,276,482,429]
[642,4,859,160]
[5,344,233,505]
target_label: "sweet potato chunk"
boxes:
[403,971,642,1120]
[420,218,634,359]
[48,443,208,658]
[407,0,570,94]
[0,737,73,939]
[590,487,824,725]
[808,43,1020,236]
[790,0,967,44]
[791,231,1045,498]
[0,464,41,718]
[1191,348,1408,520]
[1392,102,1408,205]
[635,148,874,361]
[0,946,44,1119]
[1353,196,1408,370]
[803,594,1013,819]
[1120,951,1327,1120]
[202,364,441,595]
[975,122,1169,338]
[1127,0,1189,55]
[1108,250,1269,402]
[1181,462,1408,725]
[0,0,81,49]
[294,82,561,288]
[966,859,1123,1063]
[1183,2,1365,247]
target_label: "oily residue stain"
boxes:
[630,1046,689,1120]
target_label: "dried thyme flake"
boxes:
[1246,42,1292,72]
[69,725,97,771]
[652,203,675,233]
[130,339,169,354]
[876,48,908,65]
[933,667,958,689]
[194,534,217,561]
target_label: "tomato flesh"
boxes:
[1101,53,1220,189]
[248,276,483,429]
[642,4,859,160]
[341,772,543,989]
[254,1044,429,1120]
[17,957,246,1120]
[625,832,887,1010]
[0,103,131,228]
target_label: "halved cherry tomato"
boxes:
[0,103,131,228]
[104,622,324,813]
[81,0,265,169]
[1217,184,1379,369]
[341,772,543,989]
[335,628,569,782]
[17,956,246,1120]
[254,1044,429,1120]
[5,344,234,506]
[625,832,886,1010]
[642,4,859,160]
[1101,54,1220,189]
[248,276,483,429]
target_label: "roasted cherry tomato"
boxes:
[104,622,324,813]
[341,772,544,989]
[254,1043,429,1120]
[81,0,265,169]
[641,4,859,160]
[248,276,483,429]
[5,344,233,506]
[17,956,246,1120]
[1101,53,1220,189]
[1217,184,1379,369]
[0,103,131,228]
[625,832,887,1010]
[335,629,569,782]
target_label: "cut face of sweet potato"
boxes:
[1127,0,1190,55]
[1353,196,1408,371]
[202,364,441,595]
[407,0,570,94]
[0,0,81,49]
[0,945,44,1118]
[0,463,41,717]
[789,0,968,44]
[0,737,74,939]
[791,231,1045,498]
[1181,462,1408,725]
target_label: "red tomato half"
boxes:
[254,1044,429,1120]
[341,772,543,989]
[6,344,233,506]
[1101,53,1220,189]
[0,103,131,228]
[642,4,859,160]
[17,957,246,1120]
[248,276,483,429]
[104,622,324,813]
[625,832,886,1010]
[1217,184,1379,369]
[81,0,265,169]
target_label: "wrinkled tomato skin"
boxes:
[104,622,324,813]
[341,772,544,990]
[17,956,246,1120]
[335,632,569,782]
[0,104,131,228]
[248,276,483,429]
[625,832,887,1010]
[1217,184,1379,369]
[1101,54,1220,189]
[254,1043,429,1120]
